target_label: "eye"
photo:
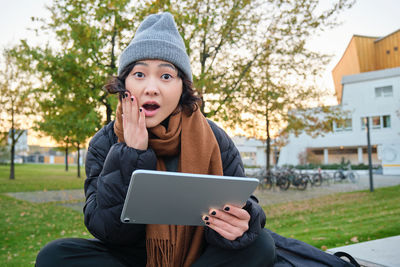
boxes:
[133,72,144,78]
[161,73,172,80]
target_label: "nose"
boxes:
[144,78,160,96]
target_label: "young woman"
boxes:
[36,12,276,267]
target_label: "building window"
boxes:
[333,118,352,132]
[361,117,367,129]
[375,86,393,97]
[240,152,257,166]
[361,115,391,130]
[383,115,391,128]
[372,116,381,129]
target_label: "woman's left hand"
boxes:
[202,204,250,241]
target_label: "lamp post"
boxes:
[366,117,374,192]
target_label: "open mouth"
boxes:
[141,102,160,117]
[142,103,160,111]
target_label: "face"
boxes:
[124,59,183,128]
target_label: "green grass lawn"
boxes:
[0,164,85,193]
[1,164,399,266]
[0,164,89,266]
[264,185,400,250]
[0,194,91,266]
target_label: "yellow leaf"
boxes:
[350,236,359,243]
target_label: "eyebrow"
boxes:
[135,61,177,71]
[158,63,177,71]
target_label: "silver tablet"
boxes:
[120,170,259,226]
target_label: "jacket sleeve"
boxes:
[205,121,266,250]
[83,123,157,245]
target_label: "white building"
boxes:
[278,67,400,174]
[231,136,267,167]
[279,29,400,175]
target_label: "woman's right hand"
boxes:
[122,91,148,150]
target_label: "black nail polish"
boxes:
[125,93,128,98]
[131,97,134,102]
[224,206,230,211]
[206,222,210,225]
[122,94,125,99]
[139,108,142,112]
[211,211,216,216]
[204,216,209,221]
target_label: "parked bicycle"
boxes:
[286,168,308,190]
[333,165,359,183]
[301,169,323,187]
[257,168,290,191]
[254,166,337,192]
[312,167,332,186]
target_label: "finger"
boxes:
[122,113,126,130]
[130,95,139,123]
[121,93,128,129]
[210,208,249,232]
[122,91,130,123]
[223,205,250,221]
[209,209,244,226]
[203,216,241,241]
[138,107,146,130]
[126,92,134,123]
[207,209,248,233]
[206,213,247,234]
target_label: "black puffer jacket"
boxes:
[84,120,266,249]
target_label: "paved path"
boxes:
[6,189,84,203]
[253,174,400,206]
[5,189,85,212]
[4,174,400,210]
[328,236,400,267]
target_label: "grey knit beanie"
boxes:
[118,12,192,82]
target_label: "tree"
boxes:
[12,0,137,125]
[10,0,130,176]
[11,37,102,178]
[0,50,35,179]
[28,48,102,177]
[235,0,354,170]
[36,95,101,177]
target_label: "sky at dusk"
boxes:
[2,0,399,90]
[1,0,399,144]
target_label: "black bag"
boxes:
[267,230,360,267]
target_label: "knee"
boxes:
[251,229,276,267]
[35,238,72,267]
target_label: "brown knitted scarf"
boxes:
[114,102,223,267]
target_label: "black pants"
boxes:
[36,229,275,267]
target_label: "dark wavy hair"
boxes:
[104,62,200,116]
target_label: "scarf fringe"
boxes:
[146,239,175,267]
